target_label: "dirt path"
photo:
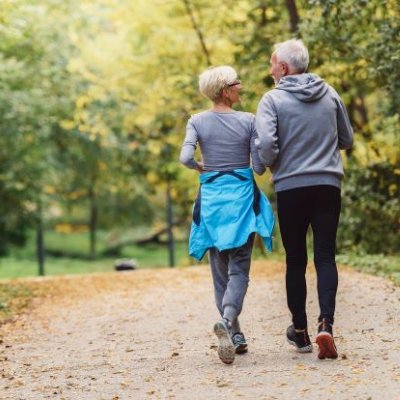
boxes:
[1,261,399,400]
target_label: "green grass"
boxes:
[0,228,286,279]
[337,253,400,285]
[12,229,142,258]
[1,229,398,284]
[0,243,192,279]
[0,228,196,279]
[0,243,281,280]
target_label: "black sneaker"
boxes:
[232,332,248,354]
[286,325,313,353]
[213,319,235,364]
[316,319,338,359]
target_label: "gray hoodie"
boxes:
[255,73,353,192]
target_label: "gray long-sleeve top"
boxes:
[255,73,353,192]
[180,110,266,175]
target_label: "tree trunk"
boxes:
[259,3,267,27]
[285,0,300,33]
[88,181,97,259]
[37,200,45,276]
[166,179,175,267]
[359,97,369,125]
[0,222,6,256]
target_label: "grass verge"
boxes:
[337,253,400,285]
[0,282,36,325]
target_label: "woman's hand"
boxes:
[196,161,205,173]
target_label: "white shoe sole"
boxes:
[287,338,313,353]
[214,321,235,364]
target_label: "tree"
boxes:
[0,1,74,257]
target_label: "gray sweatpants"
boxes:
[208,233,255,334]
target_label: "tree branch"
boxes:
[182,0,212,66]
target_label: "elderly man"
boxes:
[255,39,353,359]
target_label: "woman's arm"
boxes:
[179,118,203,170]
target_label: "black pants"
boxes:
[277,185,341,329]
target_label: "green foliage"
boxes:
[337,253,400,286]
[339,161,400,254]
[0,1,75,253]
[300,0,400,253]
[0,0,398,260]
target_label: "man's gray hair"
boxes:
[199,66,237,102]
[273,39,309,73]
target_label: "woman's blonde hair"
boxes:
[198,66,237,102]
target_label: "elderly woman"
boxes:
[180,66,275,364]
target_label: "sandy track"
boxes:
[1,261,400,400]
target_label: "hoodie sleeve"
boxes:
[249,115,266,175]
[179,117,201,169]
[255,93,279,167]
[330,87,354,150]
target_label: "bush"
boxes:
[338,161,400,254]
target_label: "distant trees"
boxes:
[300,0,400,253]
[0,1,74,254]
[0,0,398,256]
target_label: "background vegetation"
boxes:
[0,0,399,279]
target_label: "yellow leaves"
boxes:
[67,190,86,201]
[60,120,75,131]
[247,4,277,21]
[98,161,107,171]
[67,58,96,82]
[25,134,34,144]
[68,28,80,46]
[78,124,91,134]
[44,185,56,194]
[388,184,397,196]
[134,108,158,128]
[231,1,252,22]
[71,106,111,141]
[147,140,162,156]
[76,95,90,109]
[351,368,365,374]
[63,0,246,144]
[146,171,158,185]
[295,363,307,371]
[54,223,88,234]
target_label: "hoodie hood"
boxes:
[276,73,328,103]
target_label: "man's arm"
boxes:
[255,93,279,167]
[336,97,354,150]
[330,87,354,150]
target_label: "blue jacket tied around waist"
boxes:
[189,168,275,260]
